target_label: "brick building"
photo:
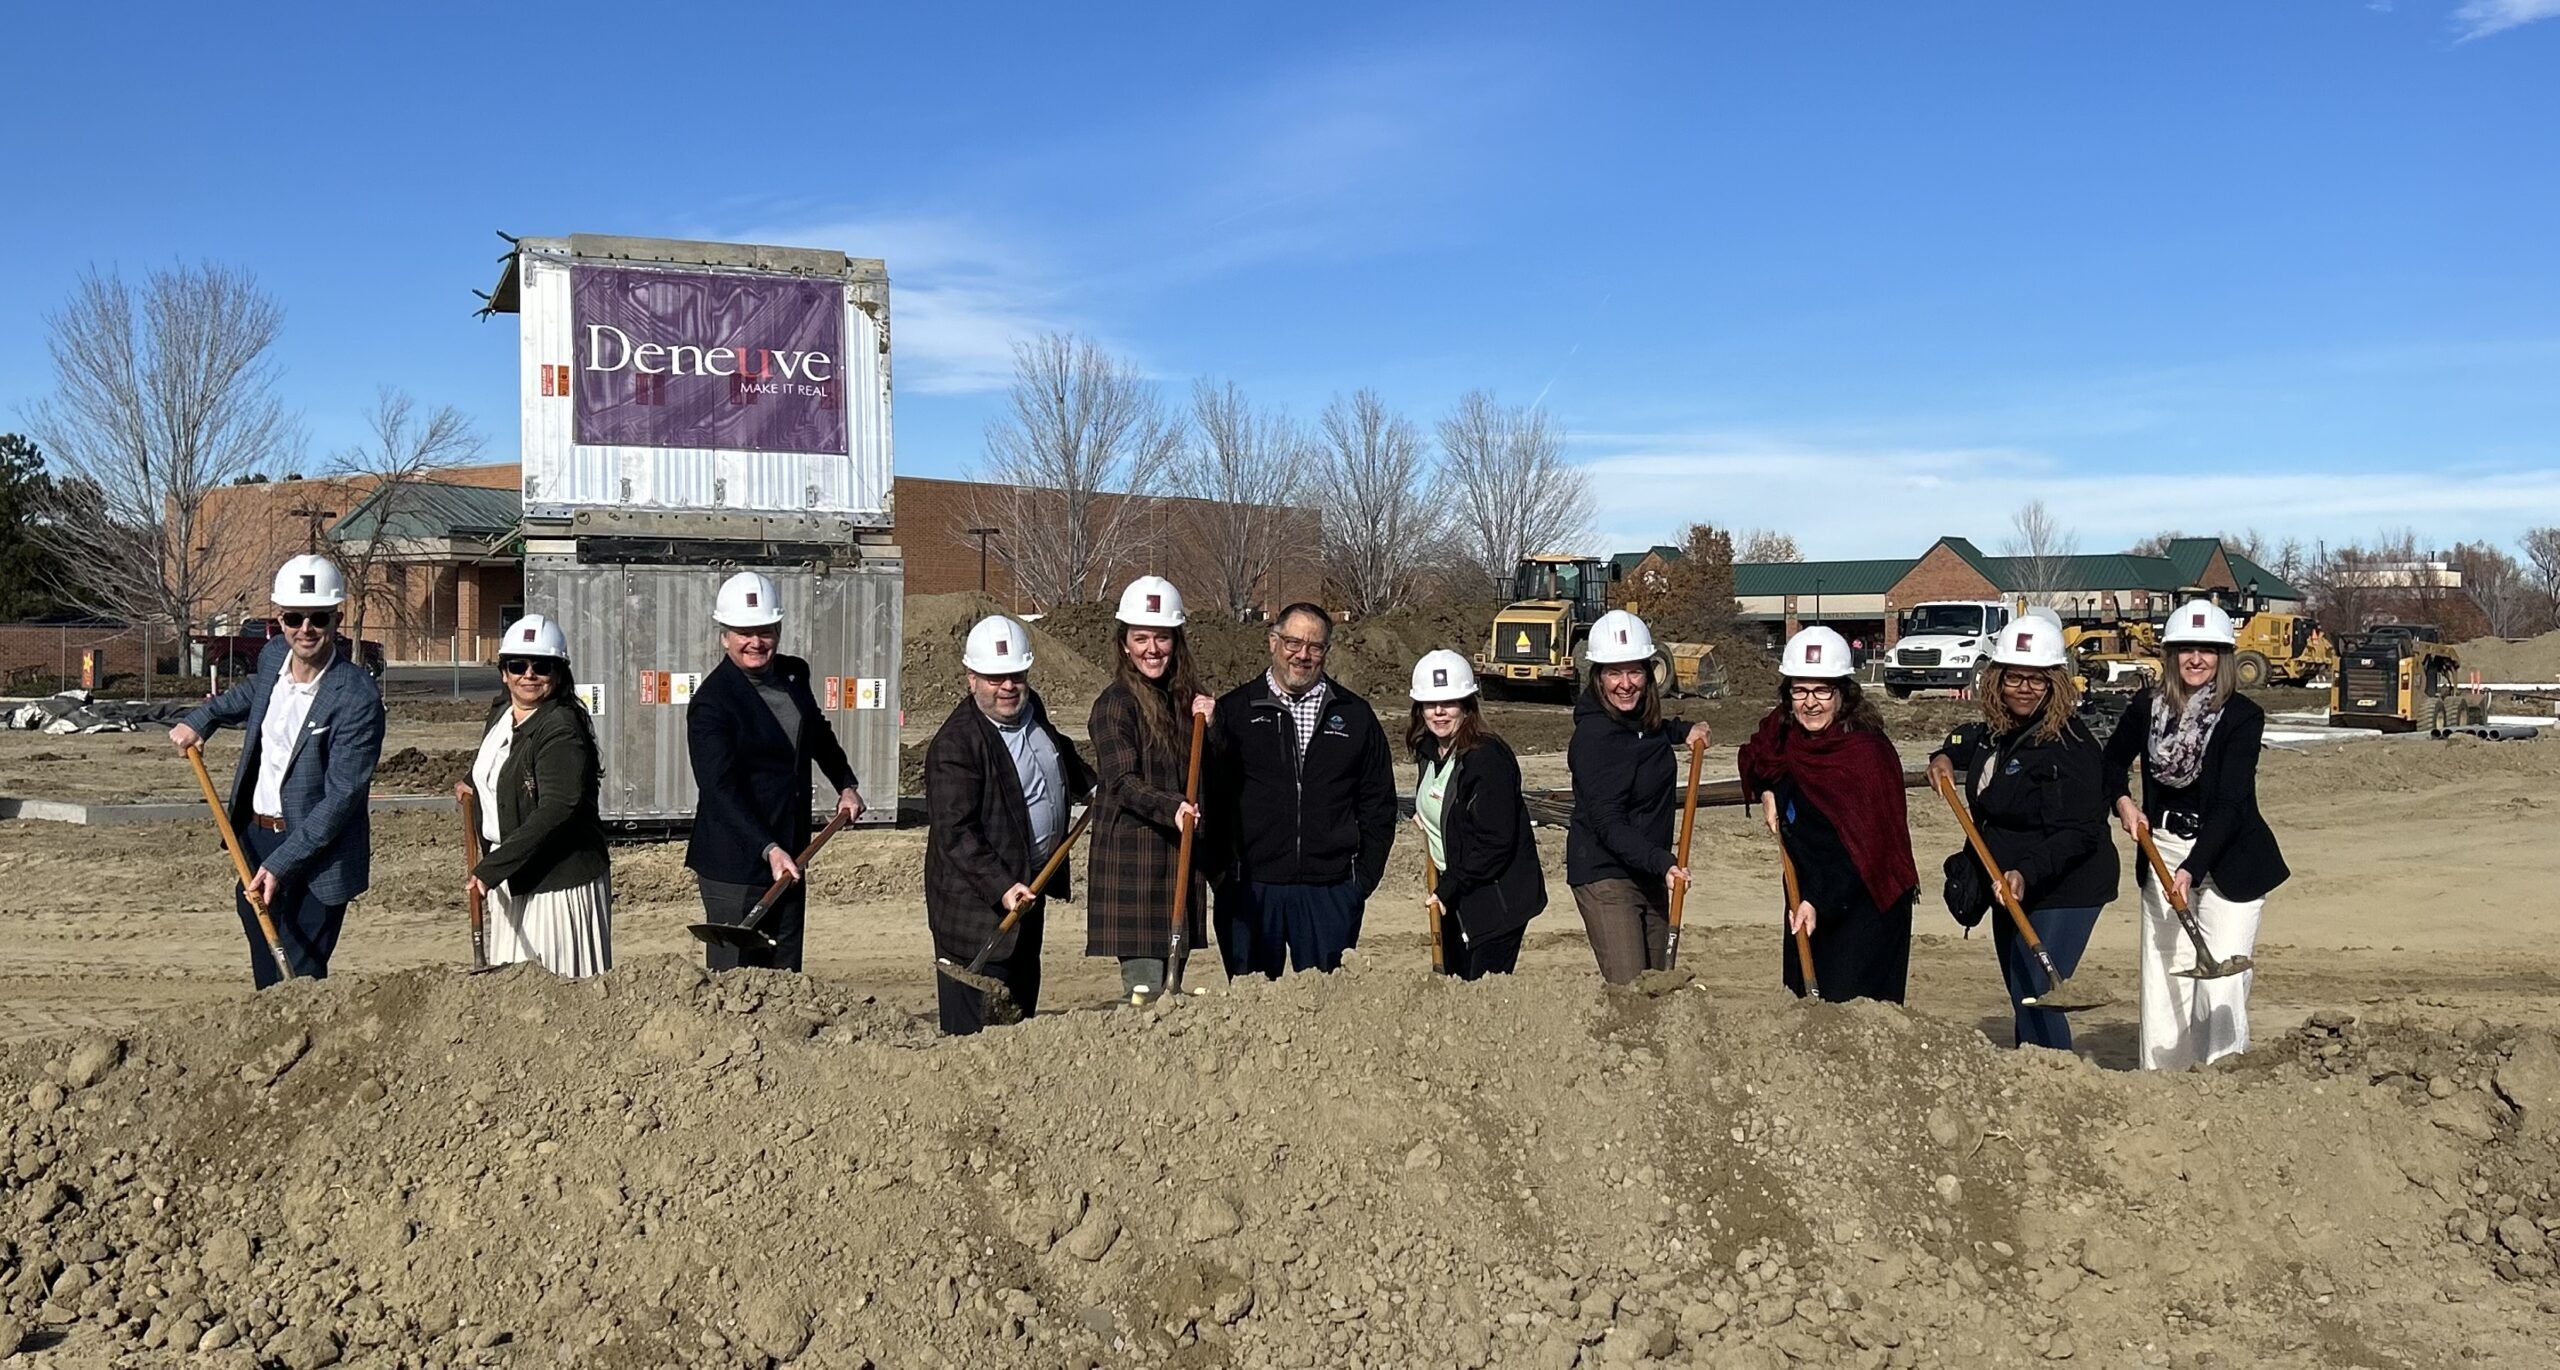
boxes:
[1734,536,2308,646]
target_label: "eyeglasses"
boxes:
[1273,633,1330,657]
[279,611,334,630]
[1788,685,1838,701]
[1998,672,2053,692]
[502,658,560,678]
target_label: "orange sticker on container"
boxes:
[638,670,659,704]
[824,676,842,710]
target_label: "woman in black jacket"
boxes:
[1565,611,1707,984]
[1408,651,1544,979]
[459,615,613,977]
[1927,615,2116,1049]
[2101,599,2287,1070]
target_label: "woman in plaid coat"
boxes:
[1086,576,1213,1000]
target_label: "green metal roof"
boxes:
[329,481,521,543]
[1734,558,1914,597]
[1978,553,2187,594]
[1610,545,1682,573]
[2162,537,2220,585]
[2220,551,2303,600]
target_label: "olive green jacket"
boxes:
[472,698,610,896]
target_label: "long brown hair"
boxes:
[1407,695,1499,763]
[1976,662,2080,744]
[1114,623,1204,762]
[1588,661,1663,732]
[2160,643,2237,715]
[1775,675,1885,734]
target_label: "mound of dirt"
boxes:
[2265,731,2560,794]
[3,962,2554,1366]
[372,746,474,795]
[2455,632,2560,684]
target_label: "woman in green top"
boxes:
[458,614,613,977]
[1408,650,1545,978]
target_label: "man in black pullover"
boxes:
[1207,604,1397,977]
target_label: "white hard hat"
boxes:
[1409,649,1479,702]
[1584,610,1657,665]
[714,571,783,628]
[1989,615,2067,669]
[963,615,1035,675]
[2160,598,2236,648]
[1115,575,1186,628]
[1782,626,1856,679]
[271,554,347,609]
[499,613,570,661]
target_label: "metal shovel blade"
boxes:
[934,957,1023,1026]
[2173,954,2254,981]
[2021,975,2116,1012]
[688,920,778,951]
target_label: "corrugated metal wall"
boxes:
[516,254,893,524]
[529,558,903,826]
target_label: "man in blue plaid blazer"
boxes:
[171,555,385,987]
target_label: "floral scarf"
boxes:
[2145,684,2224,789]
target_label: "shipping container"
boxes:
[526,555,903,830]
[485,235,892,525]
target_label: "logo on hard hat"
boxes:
[2015,632,2031,650]
[1616,629,1627,644]
[1806,644,1823,663]
[522,628,537,642]
[997,638,1010,656]
[2190,612,2205,626]
[1431,668,1448,687]
[299,575,316,594]
[747,592,761,607]
[1146,594,1162,613]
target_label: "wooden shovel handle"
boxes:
[186,745,295,978]
[1666,735,1705,929]
[1422,845,1446,975]
[1778,841,1819,993]
[459,784,487,970]
[751,811,851,916]
[1168,710,1207,930]
[1930,769,2045,954]
[992,808,1095,935]
[2134,825,2188,913]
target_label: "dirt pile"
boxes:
[3,962,2554,1367]
[371,746,474,796]
[2453,632,2560,684]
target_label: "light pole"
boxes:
[965,527,1001,594]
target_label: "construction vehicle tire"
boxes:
[1886,683,1913,701]
[2235,651,2269,690]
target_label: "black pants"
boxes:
[934,902,1045,1035]
[236,822,348,988]
[1439,913,1523,981]
[696,875,806,972]
[1217,878,1364,979]
[1781,888,1914,1004]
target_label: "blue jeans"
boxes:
[1217,879,1364,979]
[236,822,349,988]
[1994,904,2102,1050]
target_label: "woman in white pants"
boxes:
[2099,599,2289,1068]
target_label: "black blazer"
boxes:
[922,690,1094,956]
[1932,718,2118,912]
[2101,691,2289,903]
[472,697,611,896]
[1420,735,1547,943]
[684,654,859,885]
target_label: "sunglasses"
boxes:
[501,658,560,678]
[278,611,334,630]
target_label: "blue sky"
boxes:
[5,1,2555,559]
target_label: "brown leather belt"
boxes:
[252,815,288,832]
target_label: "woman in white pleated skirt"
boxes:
[459,614,614,977]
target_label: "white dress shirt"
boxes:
[252,646,332,819]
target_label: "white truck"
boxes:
[1883,599,2013,698]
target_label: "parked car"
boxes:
[194,619,386,679]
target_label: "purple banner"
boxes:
[571,266,847,455]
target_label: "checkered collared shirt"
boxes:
[1265,669,1329,764]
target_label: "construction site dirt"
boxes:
[1,625,2557,1366]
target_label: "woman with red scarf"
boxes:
[1739,626,1918,1002]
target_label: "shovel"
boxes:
[935,808,1095,1024]
[2136,825,2253,980]
[185,745,297,981]
[689,812,850,952]
[455,784,498,974]
[1155,709,1209,1002]
[1419,832,1447,976]
[1663,732,1705,969]
[1777,841,1821,1000]
[1931,770,2112,1011]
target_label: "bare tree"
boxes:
[1314,389,1440,616]
[326,387,488,650]
[1738,528,1804,563]
[1176,379,1308,622]
[2523,527,2560,631]
[1435,391,1589,597]
[967,334,1185,609]
[23,264,299,636]
[2454,540,2534,638]
[1999,499,2080,604]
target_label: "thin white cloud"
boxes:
[2453,0,2560,40]
[1577,433,2560,559]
